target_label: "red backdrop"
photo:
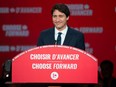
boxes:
[0,0,116,78]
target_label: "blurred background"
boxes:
[0,0,116,78]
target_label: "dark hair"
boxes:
[100,60,114,71]
[51,3,70,17]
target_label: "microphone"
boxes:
[55,40,57,45]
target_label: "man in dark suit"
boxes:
[37,3,85,50]
[37,4,85,87]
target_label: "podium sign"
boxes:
[12,45,98,83]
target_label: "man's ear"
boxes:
[67,16,69,21]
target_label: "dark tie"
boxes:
[57,32,62,45]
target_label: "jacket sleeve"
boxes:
[37,32,44,46]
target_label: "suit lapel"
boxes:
[63,28,72,45]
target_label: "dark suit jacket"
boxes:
[37,27,85,50]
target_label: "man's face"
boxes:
[52,10,69,31]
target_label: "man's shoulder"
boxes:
[69,27,83,35]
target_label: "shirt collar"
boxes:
[55,25,68,35]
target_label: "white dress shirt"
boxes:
[55,26,68,45]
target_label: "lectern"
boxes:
[12,45,98,84]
